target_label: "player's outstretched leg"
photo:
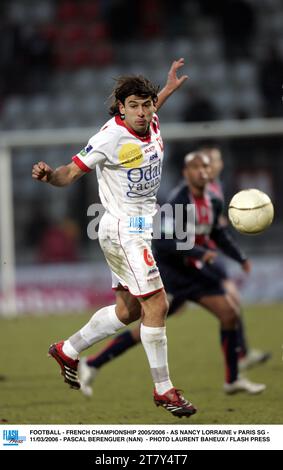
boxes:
[48,305,126,390]
[237,312,271,370]
[239,349,272,371]
[220,330,266,394]
[223,376,266,394]
[225,282,271,370]
[79,295,186,397]
[199,295,266,395]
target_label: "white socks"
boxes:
[140,324,173,395]
[62,341,79,360]
[63,305,125,359]
[62,308,173,396]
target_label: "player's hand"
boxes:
[241,259,251,274]
[166,58,189,92]
[32,161,53,183]
[202,250,218,264]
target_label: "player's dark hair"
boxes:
[109,76,159,116]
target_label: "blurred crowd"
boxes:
[0,0,283,126]
[0,0,282,263]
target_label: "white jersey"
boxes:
[72,114,164,219]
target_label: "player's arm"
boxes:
[32,161,84,187]
[155,58,188,111]
[210,199,248,265]
[211,225,250,269]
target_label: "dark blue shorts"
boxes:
[157,258,226,316]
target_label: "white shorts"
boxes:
[98,212,164,297]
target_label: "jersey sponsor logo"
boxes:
[126,160,162,198]
[145,145,156,154]
[143,248,155,267]
[149,151,158,162]
[79,144,93,157]
[118,143,143,168]
[147,266,159,280]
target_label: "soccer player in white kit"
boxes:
[32,59,197,418]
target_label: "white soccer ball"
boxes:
[228,189,274,234]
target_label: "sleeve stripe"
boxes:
[72,155,92,173]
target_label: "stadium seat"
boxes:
[92,43,114,67]
[171,39,194,61]
[50,93,77,121]
[26,95,51,121]
[1,97,29,129]
[6,0,30,24]
[87,23,109,42]
[70,69,97,94]
[57,1,80,22]
[59,24,86,44]
[206,62,228,84]
[234,89,263,117]
[230,61,257,87]
[195,37,223,64]
[29,0,55,23]
[213,89,237,117]
[79,1,99,21]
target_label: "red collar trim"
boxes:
[115,115,151,143]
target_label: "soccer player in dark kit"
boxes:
[79,152,266,397]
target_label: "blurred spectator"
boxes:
[258,46,283,117]
[182,87,219,122]
[37,218,81,263]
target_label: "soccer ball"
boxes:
[228,189,274,234]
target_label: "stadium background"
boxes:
[0,0,283,424]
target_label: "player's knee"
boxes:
[220,306,238,329]
[142,290,169,326]
[156,292,169,318]
[130,307,142,322]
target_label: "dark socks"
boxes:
[221,329,238,384]
[86,330,136,369]
[236,315,249,358]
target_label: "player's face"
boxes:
[119,95,156,135]
[184,157,210,190]
[206,148,223,180]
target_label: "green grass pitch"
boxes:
[0,303,282,424]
